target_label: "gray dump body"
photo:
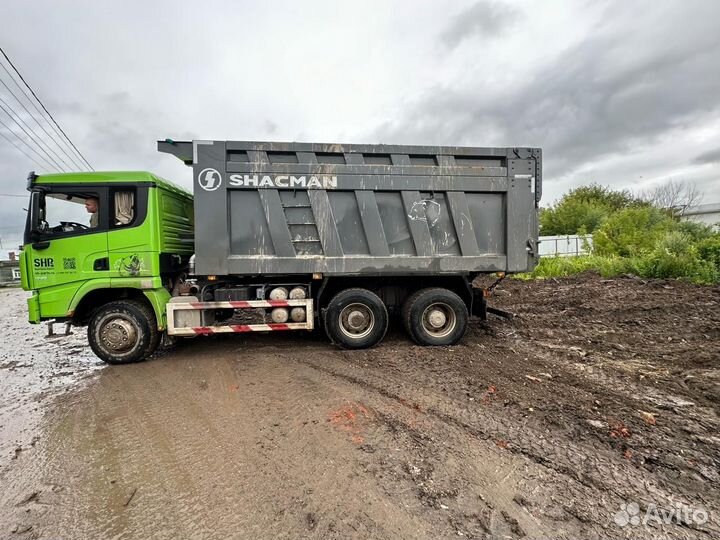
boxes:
[159,140,541,277]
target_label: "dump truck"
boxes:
[19,140,541,364]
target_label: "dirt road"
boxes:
[1,275,718,539]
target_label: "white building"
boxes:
[683,203,720,229]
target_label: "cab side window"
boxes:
[113,190,135,226]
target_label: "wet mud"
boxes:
[0,274,718,539]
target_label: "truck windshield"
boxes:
[33,191,100,235]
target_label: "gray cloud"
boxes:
[440,1,518,49]
[1,0,719,258]
[375,1,720,195]
[79,92,197,172]
[693,147,720,165]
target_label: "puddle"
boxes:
[0,288,103,470]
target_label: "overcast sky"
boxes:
[1,0,719,256]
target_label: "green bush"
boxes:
[675,220,715,242]
[593,206,674,257]
[697,235,720,269]
[540,184,647,235]
[529,184,719,285]
[637,235,718,284]
[540,200,608,236]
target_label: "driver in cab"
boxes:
[85,196,99,228]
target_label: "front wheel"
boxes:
[88,300,160,364]
[402,288,468,346]
[324,288,388,349]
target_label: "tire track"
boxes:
[296,354,720,539]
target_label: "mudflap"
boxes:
[471,288,487,320]
[472,288,515,320]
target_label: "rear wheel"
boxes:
[88,300,160,364]
[402,288,468,346]
[324,288,388,349]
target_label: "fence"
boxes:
[539,235,592,257]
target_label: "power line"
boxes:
[0,118,55,170]
[0,193,27,198]
[0,47,93,171]
[0,89,79,172]
[0,66,83,171]
[0,50,89,171]
[0,96,68,171]
[0,83,78,170]
[0,104,64,170]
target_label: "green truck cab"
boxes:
[20,171,194,363]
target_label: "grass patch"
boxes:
[517,253,718,285]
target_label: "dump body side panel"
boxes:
[159,140,540,276]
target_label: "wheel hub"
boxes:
[339,303,375,339]
[347,310,367,330]
[101,318,138,352]
[427,309,447,329]
[421,302,457,338]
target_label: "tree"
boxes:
[567,184,646,212]
[540,183,647,235]
[640,179,703,214]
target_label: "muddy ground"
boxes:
[0,274,718,539]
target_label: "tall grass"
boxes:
[515,256,631,281]
[517,252,719,285]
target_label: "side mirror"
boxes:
[28,191,48,236]
[29,191,41,230]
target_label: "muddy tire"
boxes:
[324,288,388,350]
[402,288,468,346]
[88,300,160,364]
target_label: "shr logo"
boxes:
[198,168,222,191]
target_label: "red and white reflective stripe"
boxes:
[190,323,298,335]
[166,298,314,336]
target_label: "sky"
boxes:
[1,0,719,256]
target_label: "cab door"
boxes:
[25,186,109,318]
[106,185,155,281]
